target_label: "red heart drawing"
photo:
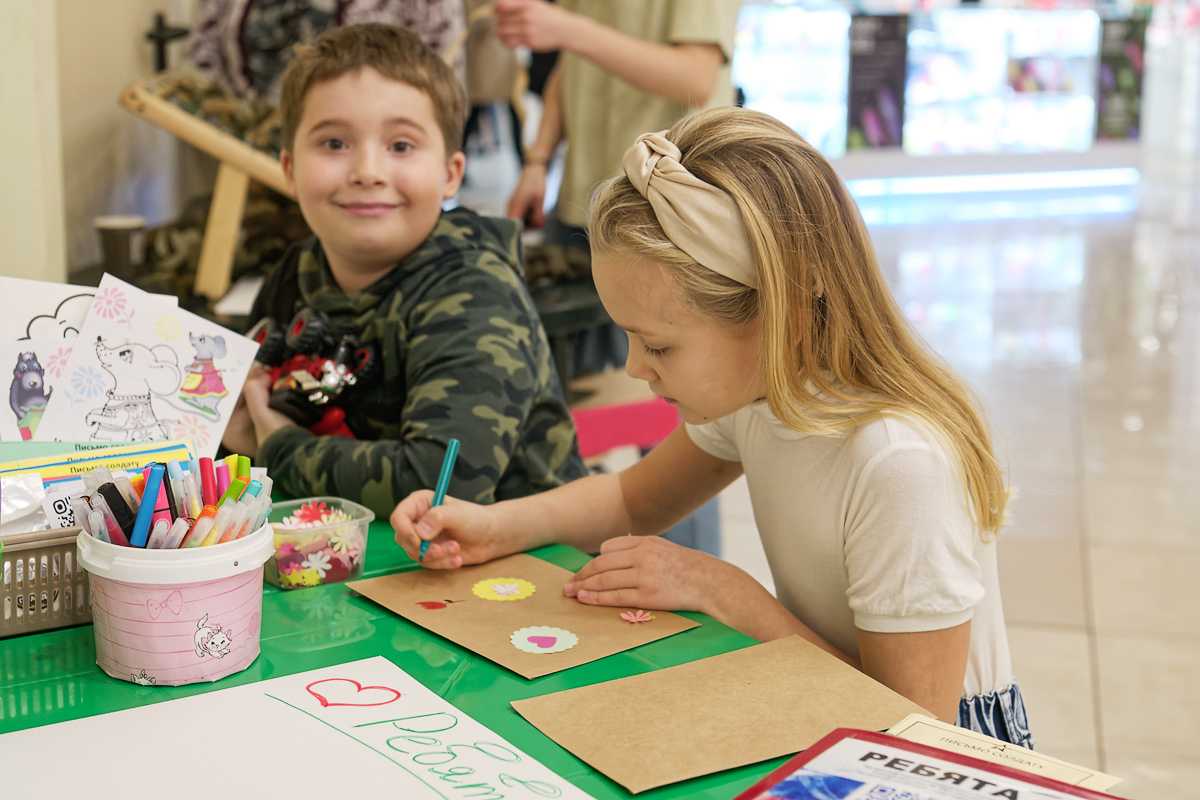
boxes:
[528,635,557,649]
[306,678,401,708]
[416,601,447,610]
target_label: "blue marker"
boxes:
[419,438,460,563]
[130,463,165,547]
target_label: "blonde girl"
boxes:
[390,107,1033,745]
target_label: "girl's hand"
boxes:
[391,490,509,569]
[563,536,732,614]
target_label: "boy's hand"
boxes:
[495,0,581,52]
[242,365,296,445]
[391,490,507,569]
[506,164,548,227]
[222,395,259,458]
[563,536,731,615]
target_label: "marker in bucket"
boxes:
[96,483,135,541]
[217,478,247,508]
[165,461,189,519]
[90,492,131,548]
[129,472,145,501]
[182,505,218,548]
[88,510,110,543]
[146,519,171,549]
[215,461,231,499]
[199,457,217,506]
[114,475,138,510]
[130,464,165,547]
[200,504,238,547]
[162,517,192,549]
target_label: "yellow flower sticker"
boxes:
[472,577,536,602]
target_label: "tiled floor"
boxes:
[577,191,1198,798]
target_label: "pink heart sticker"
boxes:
[306,678,401,708]
[528,635,557,649]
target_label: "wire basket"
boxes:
[1,528,91,638]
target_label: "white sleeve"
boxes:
[685,418,739,462]
[844,442,984,633]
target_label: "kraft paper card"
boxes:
[347,553,699,679]
[511,635,931,794]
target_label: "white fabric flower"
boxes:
[301,551,332,578]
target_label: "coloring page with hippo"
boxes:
[35,274,256,458]
[0,276,178,443]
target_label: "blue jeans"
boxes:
[661,493,721,556]
[958,682,1035,748]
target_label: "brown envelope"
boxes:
[511,635,931,793]
[347,553,699,679]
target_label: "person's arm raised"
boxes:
[495,0,724,107]
[506,63,563,225]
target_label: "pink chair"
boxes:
[570,396,720,555]
[570,397,680,460]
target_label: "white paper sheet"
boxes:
[0,656,594,800]
[0,277,95,442]
[36,274,256,457]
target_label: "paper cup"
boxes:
[76,524,273,687]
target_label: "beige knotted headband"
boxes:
[621,130,758,288]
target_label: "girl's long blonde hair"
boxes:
[590,108,1008,534]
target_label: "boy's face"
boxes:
[592,250,766,425]
[281,67,465,281]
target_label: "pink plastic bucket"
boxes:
[76,525,273,687]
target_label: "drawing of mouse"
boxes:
[194,613,233,659]
[85,337,179,442]
[178,332,229,421]
[10,351,51,440]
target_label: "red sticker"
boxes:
[416,599,459,610]
[306,678,401,708]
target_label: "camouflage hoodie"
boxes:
[252,207,587,519]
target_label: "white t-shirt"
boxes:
[687,403,1013,698]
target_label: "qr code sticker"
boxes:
[42,493,77,529]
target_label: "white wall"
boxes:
[56,0,195,270]
[0,2,68,281]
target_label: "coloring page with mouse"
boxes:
[36,274,257,458]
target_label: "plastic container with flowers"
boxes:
[264,497,374,589]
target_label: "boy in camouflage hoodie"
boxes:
[224,24,586,519]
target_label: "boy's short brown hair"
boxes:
[279,23,466,154]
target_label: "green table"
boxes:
[0,521,784,798]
